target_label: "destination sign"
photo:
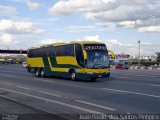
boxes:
[84,44,107,51]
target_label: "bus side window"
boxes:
[65,45,74,56]
[75,44,84,67]
[28,50,32,58]
[47,47,55,57]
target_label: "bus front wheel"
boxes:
[69,71,76,81]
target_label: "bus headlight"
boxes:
[86,72,93,74]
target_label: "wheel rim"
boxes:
[36,70,39,76]
[71,72,75,80]
[41,70,45,77]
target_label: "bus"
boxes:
[26,41,110,81]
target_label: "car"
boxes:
[1,61,10,64]
[115,64,129,70]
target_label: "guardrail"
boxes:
[111,65,160,70]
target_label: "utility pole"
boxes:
[138,40,141,66]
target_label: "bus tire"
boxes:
[40,68,46,78]
[35,68,41,77]
[69,70,76,81]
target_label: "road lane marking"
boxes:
[39,91,62,97]
[149,84,160,87]
[0,73,56,84]
[75,100,116,111]
[0,95,18,102]
[0,87,103,114]
[1,82,12,86]
[114,76,128,79]
[15,86,30,90]
[0,82,30,90]
[117,74,160,78]
[0,70,26,73]
[0,82,65,98]
[102,88,160,98]
[0,94,56,114]
[33,78,55,83]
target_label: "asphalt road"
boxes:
[0,64,160,119]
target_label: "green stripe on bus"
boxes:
[43,57,53,76]
[49,56,80,68]
[42,56,79,77]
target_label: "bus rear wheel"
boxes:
[35,68,41,77]
[40,69,46,78]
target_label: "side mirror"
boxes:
[108,50,115,59]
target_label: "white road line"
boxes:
[0,87,103,114]
[0,82,30,90]
[39,91,62,97]
[0,94,18,102]
[114,76,128,79]
[0,82,63,98]
[0,94,56,114]
[1,82,12,86]
[15,86,30,90]
[75,100,116,111]
[33,78,55,83]
[120,74,159,78]
[0,74,56,84]
[102,88,160,98]
[149,84,160,87]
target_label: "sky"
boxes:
[0,0,160,56]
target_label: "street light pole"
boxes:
[138,40,141,66]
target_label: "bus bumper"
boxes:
[77,72,110,80]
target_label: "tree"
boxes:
[156,52,160,62]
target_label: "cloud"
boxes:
[117,21,136,28]
[38,35,101,47]
[0,19,44,34]
[85,5,153,21]
[49,0,160,32]
[83,35,101,42]
[48,0,116,15]
[0,34,18,45]
[65,25,95,32]
[49,0,157,19]
[27,0,40,10]
[38,39,62,46]
[0,5,17,16]
[31,35,159,56]
[75,35,101,42]
[106,39,160,56]
[14,0,40,10]
[61,23,116,33]
[138,26,160,33]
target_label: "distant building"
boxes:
[109,54,132,65]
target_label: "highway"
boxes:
[0,64,160,119]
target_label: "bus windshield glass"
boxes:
[84,44,109,69]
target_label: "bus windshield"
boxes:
[86,51,109,69]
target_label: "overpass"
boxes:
[0,50,27,54]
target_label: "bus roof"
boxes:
[29,41,105,50]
